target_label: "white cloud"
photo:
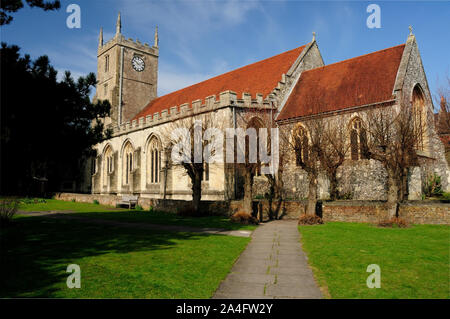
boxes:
[158,69,212,96]
[113,0,264,95]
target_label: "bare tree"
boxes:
[319,117,352,200]
[234,106,283,218]
[365,100,425,218]
[235,110,265,215]
[435,74,450,135]
[280,118,324,217]
[163,112,219,214]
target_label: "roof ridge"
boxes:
[302,43,406,74]
[154,45,307,100]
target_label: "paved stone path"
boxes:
[16,211,252,238]
[213,220,322,299]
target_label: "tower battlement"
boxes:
[94,13,159,127]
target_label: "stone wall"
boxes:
[54,192,230,216]
[55,192,118,207]
[54,193,448,224]
[322,200,450,225]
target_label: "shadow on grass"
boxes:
[68,210,256,231]
[0,216,216,298]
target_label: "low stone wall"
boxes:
[55,192,118,207]
[323,200,450,225]
[54,192,230,216]
[398,202,450,225]
[322,201,389,223]
[54,193,449,224]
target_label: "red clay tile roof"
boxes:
[132,45,306,121]
[277,44,406,121]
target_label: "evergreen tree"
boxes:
[0,43,111,195]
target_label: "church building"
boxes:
[89,14,449,204]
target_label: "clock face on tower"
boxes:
[132,56,145,72]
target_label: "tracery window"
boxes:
[294,125,309,166]
[147,136,161,184]
[123,142,134,185]
[412,85,426,151]
[349,118,368,160]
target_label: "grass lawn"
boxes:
[18,199,125,213]
[299,222,450,299]
[17,199,256,231]
[0,216,250,298]
[71,210,257,231]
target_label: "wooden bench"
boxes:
[117,195,139,209]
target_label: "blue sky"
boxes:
[2,0,449,110]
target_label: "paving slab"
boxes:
[213,220,322,299]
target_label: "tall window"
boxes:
[246,117,263,176]
[105,55,109,72]
[349,118,368,160]
[203,162,209,181]
[103,146,113,186]
[412,85,426,151]
[147,137,161,184]
[294,125,309,166]
[123,142,134,185]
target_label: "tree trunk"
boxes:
[192,173,202,213]
[386,168,400,219]
[243,169,253,215]
[305,173,318,216]
[267,176,275,220]
[274,170,284,220]
[329,170,339,201]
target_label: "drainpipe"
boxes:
[233,103,237,200]
[118,46,124,125]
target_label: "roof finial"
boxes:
[409,25,413,36]
[154,25,159,47]
[312,31,316,42]
[116,12,122,35]
[99,27,103,47]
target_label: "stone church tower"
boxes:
[94,13,159,127]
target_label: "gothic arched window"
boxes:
[103,145,113,186]
[412,85,426,151]
[293,125,309,166]
[147,136,161,184]
[349,118,368,160]
[246,117,264,176]
[123,142,134,185]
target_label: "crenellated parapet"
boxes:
[110,90,276,136]
[98,33,159,57]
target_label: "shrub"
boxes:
[377,217,409,228]
[20,198,46,204]
[135,205,143,211]
[441,192,450,203]
[149,206,154,213]
[337,192,353,200]
[230,211,259,225]
[0,199,20,226]
[93,199,99,205]
[298,214,323,225]
[423,173,443,197]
